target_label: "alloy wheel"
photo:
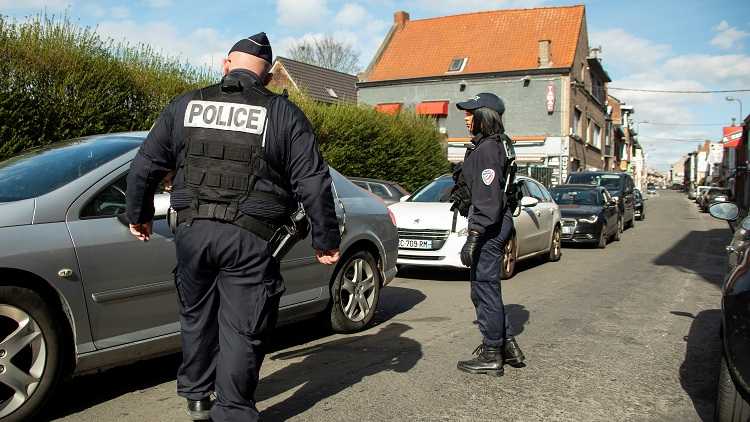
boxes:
[0,305,45,418]
[550,227,562,260]
[339,258,377,322]
[503,237,517,279]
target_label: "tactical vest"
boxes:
[449,133,518,217]
[178,81,294,240]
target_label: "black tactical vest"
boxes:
[178,80,294,239]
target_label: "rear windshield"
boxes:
[552,188,602,206]
[0,137,142,202]
[567,174,622,193]
[408,176,453,203]
[331,169,370,198]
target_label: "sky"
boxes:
[2,0,749,171]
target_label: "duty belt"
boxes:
[176,204,277,241]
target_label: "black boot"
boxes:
[457,344,504,376]
[503,337,526,368]
[186,398,212,421]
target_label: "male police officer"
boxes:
[125,33,341,421]
[451,93,525,377]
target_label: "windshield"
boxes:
[408,176,454,203]
[551,188,602,206]
[0,136,142,202]
[708,189,730,196]
[567,174,622,194]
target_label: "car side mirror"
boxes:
[520,196,539,208]
[399,195,410,202]
[709,202,739,222]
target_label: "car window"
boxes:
[409,176,454,203]
[369,183,392,199]
[524,180,546,201]
[352,181,369,191]
[81,174,128,218]
[567,173,623,194]
[551,188,601,206]
[332,170,370,198]
[0,136,141,202]
[536,181,553,202]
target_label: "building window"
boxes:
[573,109,582,136]
[593,123,601,149]
[584,118,589,143]
[447,58,468,73]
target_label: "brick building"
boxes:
[357,5,613,185]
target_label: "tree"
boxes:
[287,35,360,74]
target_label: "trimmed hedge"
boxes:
[0,15,450,192]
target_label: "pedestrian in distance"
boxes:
[125,32,342,422]
[450,93,526,377]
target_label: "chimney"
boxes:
[394,11,410,29]
[538,40,551,68]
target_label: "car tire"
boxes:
[715,353,750,422]
[547,226,562,262]
[330,250,381,334]
[614,217,623,242]
[597,225,607,249]
[501,234,518,280]
[0,286,65,422]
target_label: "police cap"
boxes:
[229,32,273,64]
[456,93,505,115]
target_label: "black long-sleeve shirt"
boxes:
[463,134,508,234]
[126,69,341,251]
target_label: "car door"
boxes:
[66,164,179,349]
[623,176,635,222]
[525,179,554,252]
[515,179,545,255]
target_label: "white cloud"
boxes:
[662,54,750,86]
[110,6,130,19]
[96,20,236,71]
[591,29,671,72]
[710,20,749,50]
[335,3,367,27]
[277,0,330,28]
[0,0,69,9]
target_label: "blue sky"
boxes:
[2,0,749,171]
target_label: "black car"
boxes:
[551,184,621,248]
[567,171,637,230]
[708,202,750,421]
[348,177,410,205]
[634,188,645,220]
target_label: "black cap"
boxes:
[229,32,273,64]
[456,93,505,114]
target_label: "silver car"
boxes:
[0,132,397,421]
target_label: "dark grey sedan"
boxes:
[0,132,397,421]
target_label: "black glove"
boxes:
[460,230,482,267]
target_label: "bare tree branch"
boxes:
[287,35,360,74]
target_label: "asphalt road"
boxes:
[44,190,729,422]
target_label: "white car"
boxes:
[389,174,562,278]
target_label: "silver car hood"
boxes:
[0,199,34,227]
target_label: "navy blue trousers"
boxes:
[174,220,284,422]
[469,208,514,348]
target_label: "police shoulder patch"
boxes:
[481,169,495,185]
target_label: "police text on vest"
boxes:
[184,100,267,135]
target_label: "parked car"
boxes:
[388,174,561,279]
[550,184,621,248]
[646,182,657,195]
[634,188,646,220]
[566,171,636,230]
[700,187,732,212]
[0,132,398,421]
[707,202,750,421]
[348,177,410,205]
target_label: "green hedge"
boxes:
[0,15,450,192]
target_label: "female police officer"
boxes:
[452,93,525,376]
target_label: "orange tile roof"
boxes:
[366,5,585,82]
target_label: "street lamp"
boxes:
[726,97,743,123]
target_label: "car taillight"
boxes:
[387,209,397,226]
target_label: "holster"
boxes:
[267,206,310,259]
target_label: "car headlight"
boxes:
[578,215,598,224]
[457,228,469,236]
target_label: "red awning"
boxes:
[375,103,402,114]
[724,139,740,148]
[416,101,449,116]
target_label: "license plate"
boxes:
[399,239,433,249]
[562,226,574,234]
